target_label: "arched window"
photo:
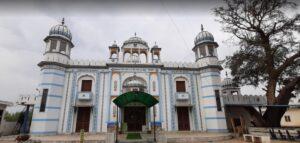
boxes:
[152,81,156,92]
[200,47,206,57]
[114,80,118,91]
[81,80,92,91]
[60,41,67,52]
[176,81,186,92]
[50,39,57,51]
[208,45,214,56]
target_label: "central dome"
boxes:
[122,34,149,49]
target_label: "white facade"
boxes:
[30,22,227,134]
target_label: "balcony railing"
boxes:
[75,92,93,107]
[176,92,189,100]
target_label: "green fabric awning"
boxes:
[113,91,159,108]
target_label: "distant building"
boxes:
[0,100,13,136]
[30,20,228,134]
[281,89,300,127]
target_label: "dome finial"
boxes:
[201,24,204,31]
[61,18,65,25]
[134,32,137,37]
[155,41,157,45]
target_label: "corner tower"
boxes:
[194,25,228,132]
[31,19,73,135]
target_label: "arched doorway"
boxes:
[113,91,159,132]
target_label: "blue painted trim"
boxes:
[107,72,112,122]
[150,121,162,126]
[201,72,220,76]
[168,73,176,130]
[34,106,61,110]
[157,69,163,122]
[200,74,220,79]
[203,106,217,109]
[92,72,101,132]
[30,131,57,134]
[39,83,64,87]
[66,71,77,132]
[202,95,215,99]
[38,94,62,98]
[42,72,65,77]
[32,118,59,122]
[205,117,226,120]
[190,74,199,130]
[201,84,221,88]
[206,129,228,132]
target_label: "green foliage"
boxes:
[126,133,142,140]
[4,112,21,122]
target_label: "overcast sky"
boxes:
[0,0,298,112]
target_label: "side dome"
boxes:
[222,77,239,88]
[49,19,72,40]
[194,25,214,45]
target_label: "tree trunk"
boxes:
[265,78,277,105]
[262,76,300,127]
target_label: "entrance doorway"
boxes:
[75,107,91,132]
[124,107,146,131]
[177,107,190,131]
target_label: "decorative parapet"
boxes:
[41,56,222,69]
[69,59,106,66]
[162,60,221,69]
[17,95,36,106]
[222,94,267,105]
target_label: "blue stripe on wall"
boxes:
[34,106,61,110]
[201,84,221,88]
[39,83,64,87]
[203,106,217,109]
[205,117,226,120]
[202,95,215,99]
[150,121,162,126]
[42,72,65,77]
[201,74,220,79]
[38,94,62,98]
[32,118,59,122]
[31,131,57,134]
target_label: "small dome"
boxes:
[222,77,238,88]
[194,25,214,45]
[49,19,72,40]
[122,33,149,48]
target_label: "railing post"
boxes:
[153,106,156,142]
[116,106,118,143]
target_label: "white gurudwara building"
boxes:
[30,20,228,134]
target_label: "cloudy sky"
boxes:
[0,0,298,112]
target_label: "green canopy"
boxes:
[113,91,159,108]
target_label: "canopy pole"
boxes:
[116,106,119,143]
[153,106,156,142]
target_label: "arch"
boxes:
[122,76,147,92]
[77,74,95,92]
[113,91,158,108]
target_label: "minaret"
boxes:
[109,41,120,62]
[193,25,228,132]
[193,24,218,65]
[43,18,74,63]
[31,19,74,135]
[150,42,161,63]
